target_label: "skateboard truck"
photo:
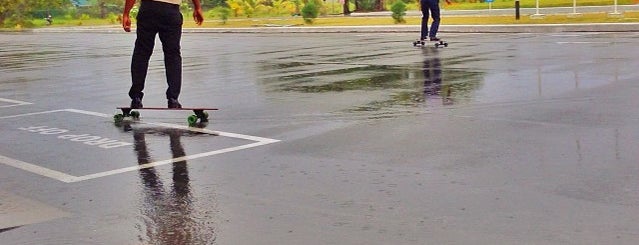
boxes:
[192,109,209,123]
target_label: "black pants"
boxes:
[129,0,183,100]
[420,0,441,40]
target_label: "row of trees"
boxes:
[1,0,556,27]
[1,0,70,25]
[1,0,121,26]
[2,0,423,26]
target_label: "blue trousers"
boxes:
[129,0,183,100]
[420,0,441,40]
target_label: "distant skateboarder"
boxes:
[420,0,451,42]
[45,14,53,25]
[122,0,204,109]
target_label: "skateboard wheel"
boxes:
[444,43,448,47]
[113,114,124,123]
[202,111,209,119]
[187,115,198,125]
[130,110,140,119]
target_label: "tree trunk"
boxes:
[375,0,384,11]
[343,0,350,15]
[100,2,106,18]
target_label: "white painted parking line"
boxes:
[0,108,280,183]
[0,109,64,119]
[72,141,273,182]
[0,155,77,183]
[556,41,611,44]
[0,98,33,108]
[64,108,110,117]
[148,121,280,144]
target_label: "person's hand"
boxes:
[122,14,131,32]
[193,8,204,25]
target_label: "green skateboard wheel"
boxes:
[187,115,198,125]
[113,113,124,123]
[130,110,140,119]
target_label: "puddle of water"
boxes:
[259,49,486,117]
[131,126,217,244]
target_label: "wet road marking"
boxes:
[17,126,132,149]
[0,109,65,119]
[556,41,611,44]
[0,98,33,108]
[0,154,78,183]
[0,109,280,183]
[73,140,275,182]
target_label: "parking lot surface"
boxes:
[1,31,639,244]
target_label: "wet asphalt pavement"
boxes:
[1,31,639,244]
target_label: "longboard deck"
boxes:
[114,107,218,125]
[413,40,448,48]
[117,107,218,111]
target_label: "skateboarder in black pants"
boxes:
[122,0,204,109]
[420,0,451,42]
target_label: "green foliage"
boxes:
[88,0,122,18]
[444,0,636,10]
[1,0,70,26]
[181,1,193,13]
[2,0,638,28]
[107,12,119,24]
[129,6,139,19]
[3,18,35,29]
[358,0,376,11]
[292,0,302,15]
[207,6,231,24]
[301,1,319,24]
[203,0,228,9]
[219,7,231,23]
[390,0,406,24]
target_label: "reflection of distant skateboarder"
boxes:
[422,48,452,106]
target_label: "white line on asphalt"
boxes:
[0,155,77,183]
[64,108,110,117]
[0,98,33,108]
[0,108,281,183]
[148,121,281,143]
[0,109,65,119]
[72,141,274,182]
[556,41,611,44]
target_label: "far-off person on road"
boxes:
[420,0,451,42]
[122,0,204,109]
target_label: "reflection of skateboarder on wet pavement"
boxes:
[422,48,453,106]
[127,127,216,244]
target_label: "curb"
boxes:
[185,23,639,33]
[28,23,639,34]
